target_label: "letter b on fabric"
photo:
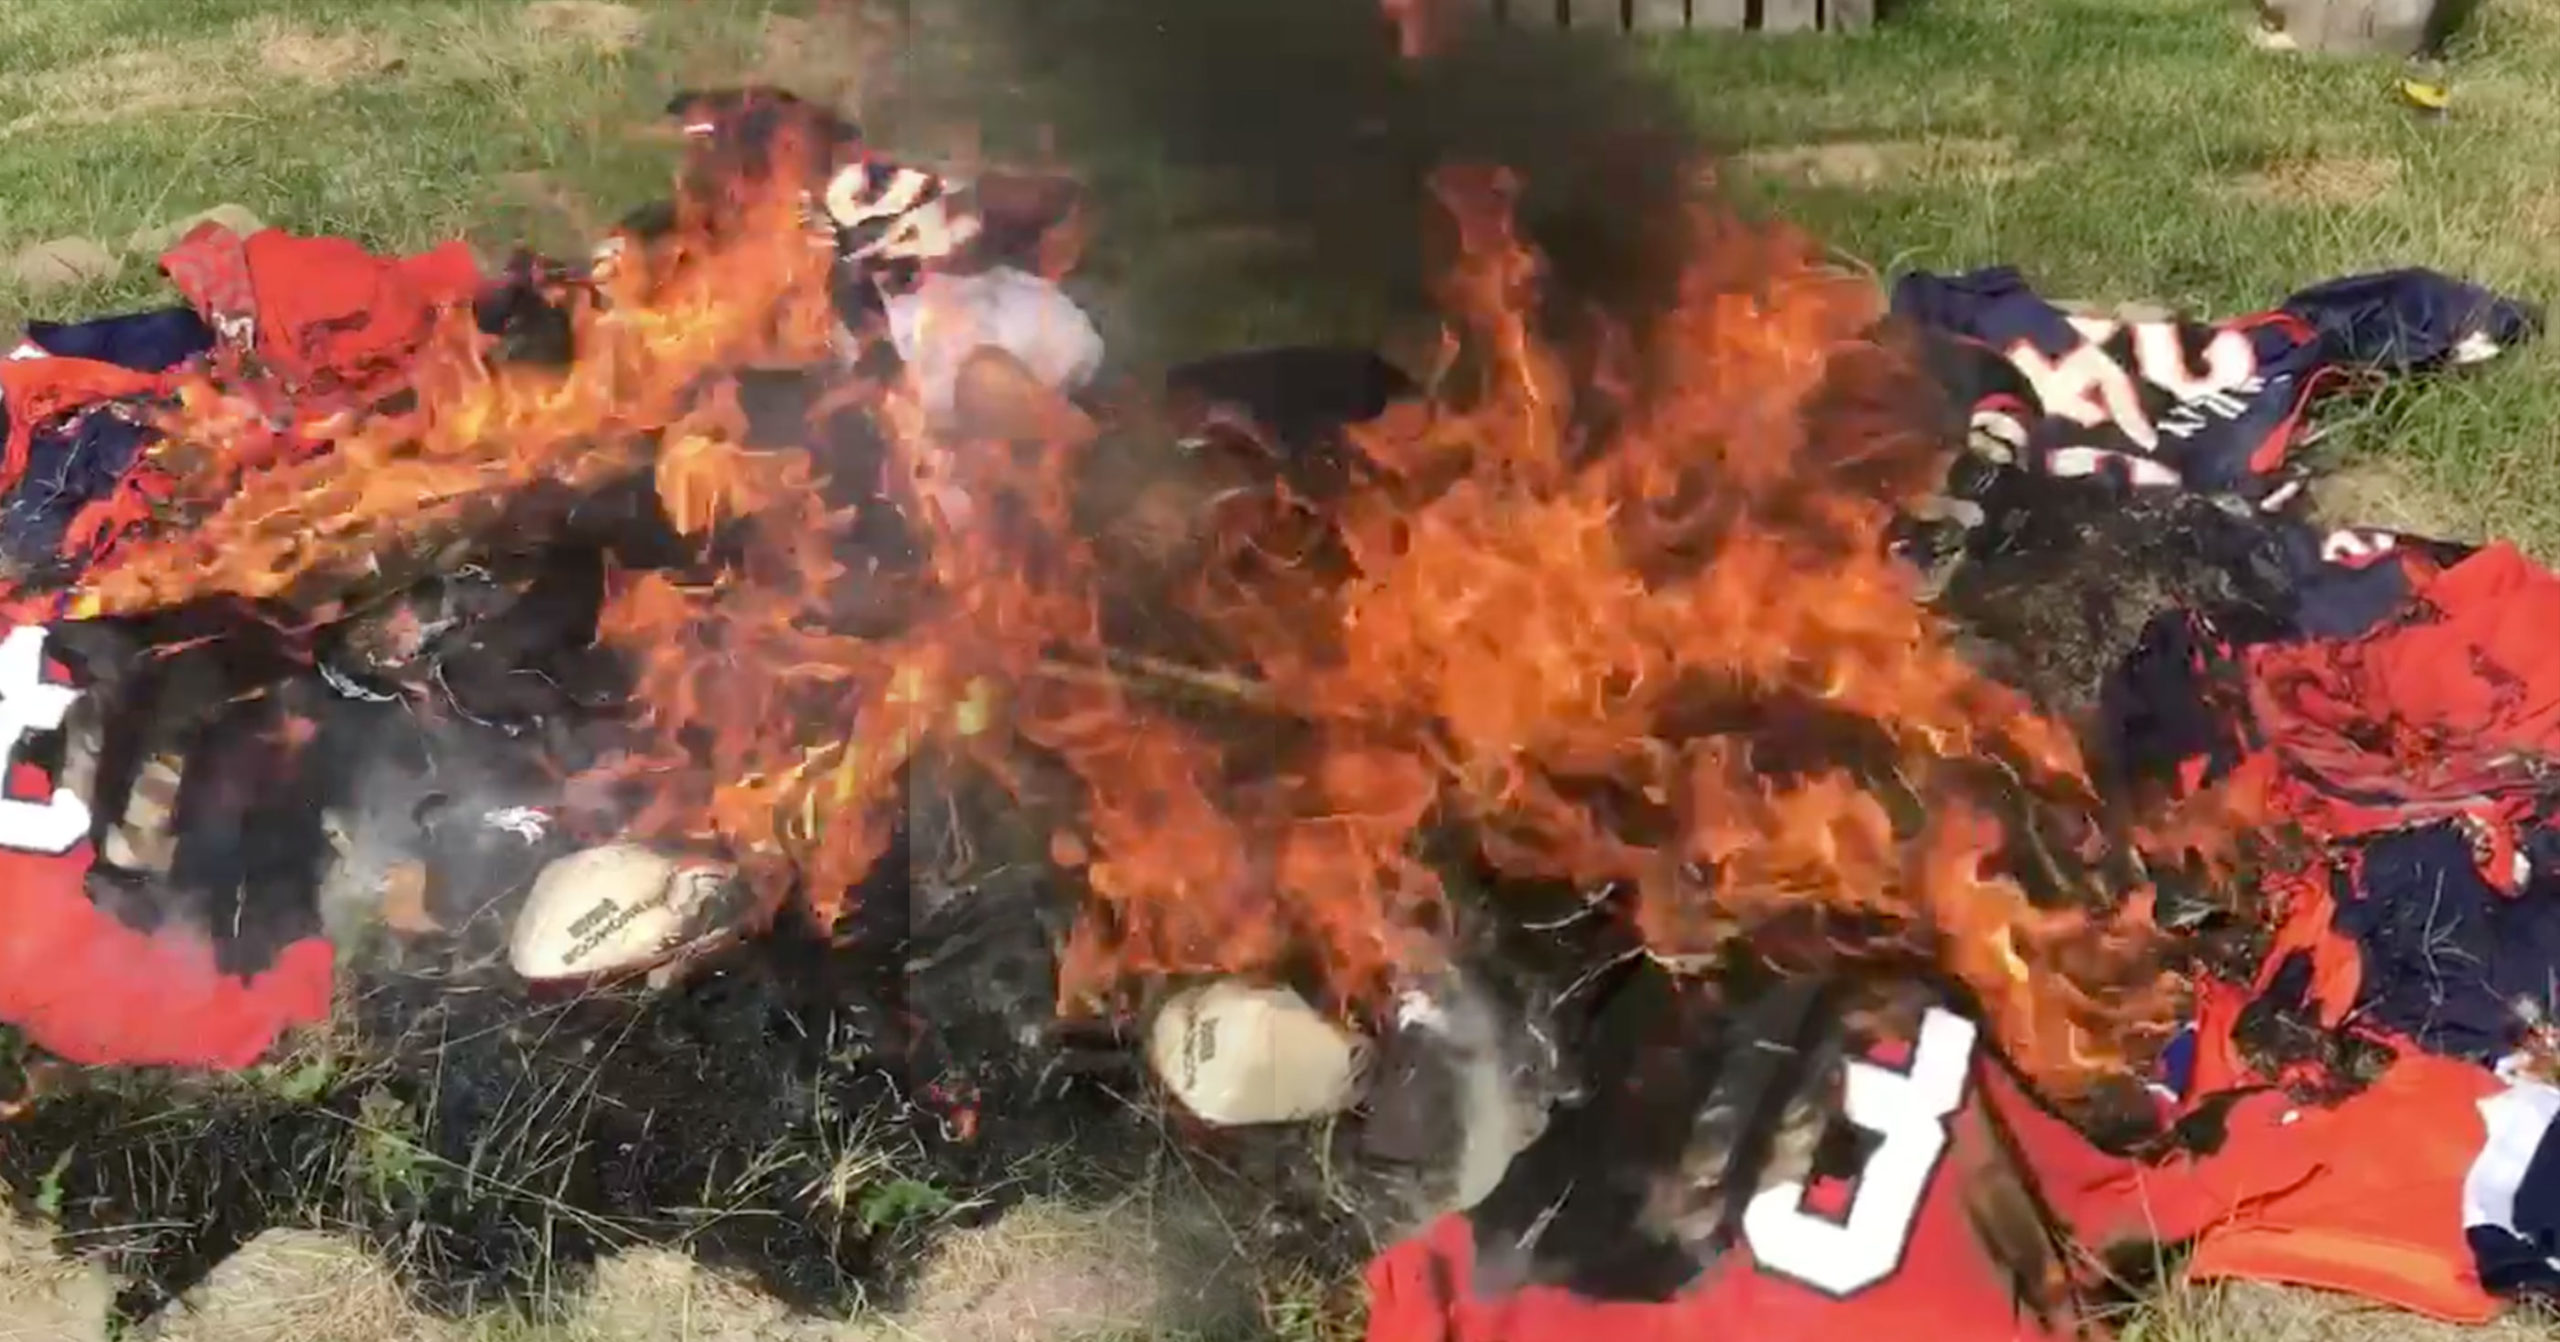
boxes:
[1742,1008,1976,1297]
[0,626,90,855]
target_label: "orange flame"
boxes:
[1153,166,2178,1088]
[71,142,2201,1095]
[1379,0,1458,59]
[81,151,838,618]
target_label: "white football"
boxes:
[1147,981,1372,1127]
[507,843,744,984]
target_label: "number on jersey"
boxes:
[2320,527,2401,569]
[0,625,90,855]
[1740,1007,1977,1298]
[2006,317,2260,454]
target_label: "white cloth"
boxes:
[2463,1058,2560,1290]
[2464,1076,2560,1235]
[885,267,1104,425]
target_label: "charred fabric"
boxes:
[0,83,2554,1339]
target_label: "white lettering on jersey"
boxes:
[2006,319,2262,458]
[825,165,984,267]
[0,625,90,855]
[2047,445,2185,489]
[2156,378,2267,442]
[2320,528,2400,569]
[2010,318,2156,450]
[2132,323,2256,404]
[1741,1007,1976,1298]
[212,311,256,351]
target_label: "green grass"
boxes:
[5,0,2556,551]
[912,0,2560,549]
[7,0,2560,1338]
[1642,0,2560,547]
[0,0,792,323]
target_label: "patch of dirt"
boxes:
[521,1,649,55]
[252,20,402,88]
[568,1196,1255,1342]
[1,18,415,134]
[2487,178,2560,272]
[568,1250,839,1342]
[2310,455,2479,542]
[0,1216,2543,1342]
[149,1229,445,1342]
[0,1213,108,1342]
[125,204,267,261]
[752,8,902,120]
[6,237,121,295]
[2147,1281,2559,1341]
[1,48,243,134]
[2227,154,2404,206]
[72,1194,1251,1341]
[1729,137,2028,190]
[890,1197,1257,1342]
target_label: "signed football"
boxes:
[506,843,745,984]
[1146,981,1372,1127]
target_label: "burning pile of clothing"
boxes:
[1,80,2558,1341]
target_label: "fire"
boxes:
[65,126,2197,1095]
[1379,0,1458,59]
[1157,166,2179,1088]
[80,146,839,619]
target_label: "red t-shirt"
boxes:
[0,621,332,1069]
[1365,1003,2500,1342]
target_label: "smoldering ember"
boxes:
[2,64,2559,1342]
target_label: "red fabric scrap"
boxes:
[2179,1053,2503,1322]
[0,756,332,1071]
[59,462,175,566]
[1363,1015,2352,1342]
[2245,543,2560,886]
[2184,977,2261,1101]
[158,222,480,428]
[2258,863,2365,1029]
[0,629,332,1068]
[158,223,256,330]
[0,356,168,498]
[1365,1044,2499,1342]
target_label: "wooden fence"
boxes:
[1462,0,1875,33]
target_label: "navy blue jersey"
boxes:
[1894,268,2538,499]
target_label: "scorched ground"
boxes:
[0,81,2273,1335]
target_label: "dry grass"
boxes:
[1,7,670,139]
[2311,454,2487,541]
[875,1195,1252,1342]
[251,20,406,88]
[2134,1281,2560,1341]
[748,8,900,120]
[520,1,650,54]
[516,1249,841,1342]
[17,1215,2555,1342]
[0,45,246,134]
[1729,137,2032,190]
[0,1189,1257,1342]
[0,1214,111,1342]
[2225,153,2406,206]
[149,1230,438,1342]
